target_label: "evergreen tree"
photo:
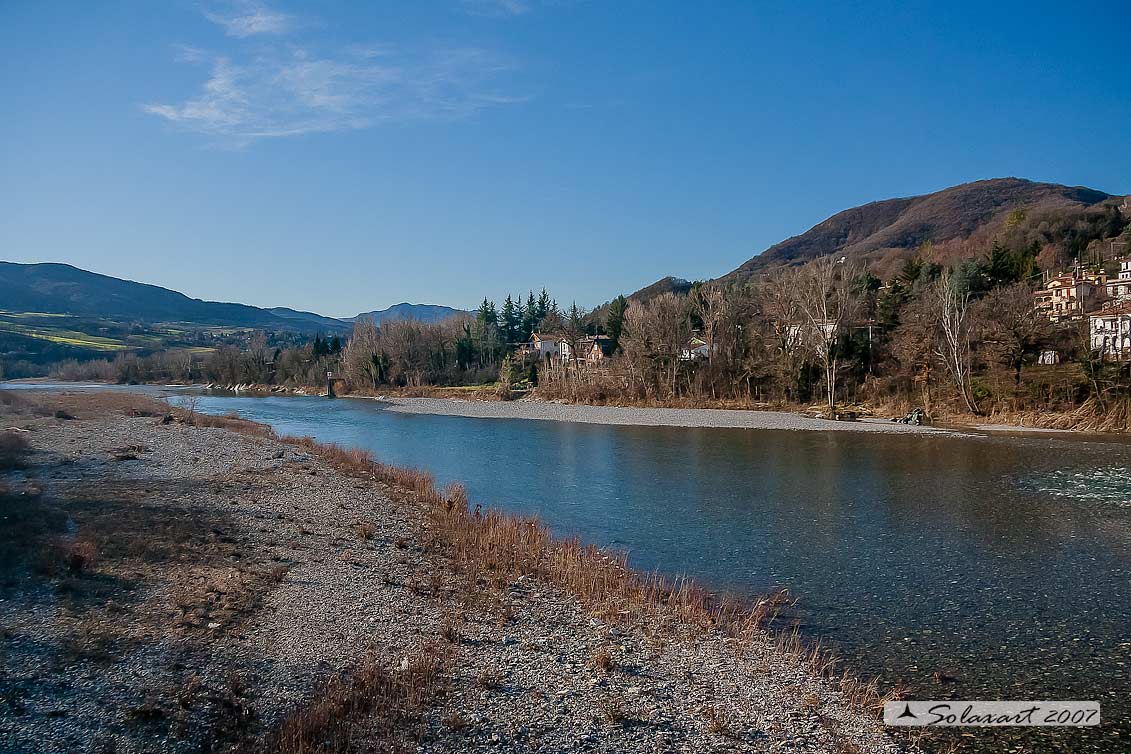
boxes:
[606,295,628,352]
[566,302,585,336]
[536,288,551,322]
[498,353,519,386]
[476,298,498,330]
[952,259,988,297]
[521,290,537,341]
[876,279,907,329]
[455,322,476,370]
[899,257,924,286]
[500,295,521,344]
[985,242,1018,288]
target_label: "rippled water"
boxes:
[7,384,1130,751]
[1024,467,1131,506]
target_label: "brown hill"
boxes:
[718,177,1116,282]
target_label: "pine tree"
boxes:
[606,295,628,352]
[500,295,520,344]
[536,288,551,322]
[498,353,519,386]
[567,302,584,336]
[476,298,498,330]
[520,291,537,341]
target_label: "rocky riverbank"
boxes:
[376,396,958,435]
[0,390,912,753]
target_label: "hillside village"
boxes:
[1031,197,1131,357]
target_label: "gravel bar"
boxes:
[379,397,958,434]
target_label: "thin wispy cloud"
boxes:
[143,45,524,144]
[460,0,531,17]
[203,0,293,37]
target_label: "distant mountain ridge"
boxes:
[625,178,1121,300]
[351,303,468,325]
[0,262,351,333]
[720,177,1115,282]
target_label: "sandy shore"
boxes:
[0,391,908,754]
[379,396,959,435]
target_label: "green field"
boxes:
[0,311,128,351]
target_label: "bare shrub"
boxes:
[0,431,30,469]
[592,647,615,673]
[440,619,462,644]
[475,670,504,690]
[598,697,635,726]
[66,540,98,575]
[269,647,447,754]
[700,703,733,736]
[355,521,377,541]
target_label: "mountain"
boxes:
[0,262,350,333]
[627,276,694,304]
[266,307,352,332]
[718,178,1117,283]
[351,303,468,325]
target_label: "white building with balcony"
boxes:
[1089,301,1131,359]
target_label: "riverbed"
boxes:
[6,383,1130,751]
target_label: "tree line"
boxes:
[39,206,1131,425]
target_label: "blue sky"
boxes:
[2,1,1128,316]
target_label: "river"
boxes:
[7,384,1130,751]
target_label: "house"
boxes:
[679,336,711,361]
[585,335,615,363]
[1034,269,1106,322]
[783,320,838,352]
[526,333,560,362]
[1105,258,1131,302]
[1089,300,1131,359]
[559,335,614,366]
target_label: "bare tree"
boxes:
[341,319,383,389]
[973,282,1051,407]
[621,293,692,398]
[793,258,862,412]
[890,294,938,415]
[930,274,981,415]
[759,271,808,402]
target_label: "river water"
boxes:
[8,385,1131,750]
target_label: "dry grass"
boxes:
[475,670,504,690]
[354,520,377,541]
[263,646,447,754]
[64,540,98,575]
[0,431,31,469]
[592,647,615,673]
[185,410,277,437]
[440,618,462,645]
[699,703,733,736]
[1012,395,1131,433]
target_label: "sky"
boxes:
[2,1,1129,317]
